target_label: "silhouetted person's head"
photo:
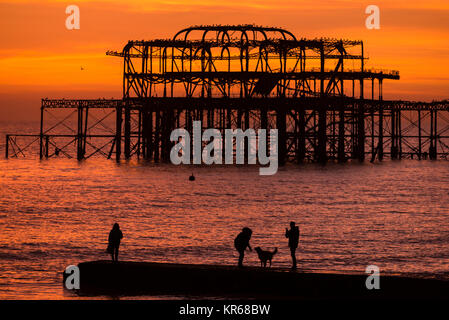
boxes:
[242,227,252,236]
[290,221,295,228]
[113,223,120,230]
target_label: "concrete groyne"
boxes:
[64,261,449,299]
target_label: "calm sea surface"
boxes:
[0,123,448,299]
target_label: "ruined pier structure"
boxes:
[5,25,449,162]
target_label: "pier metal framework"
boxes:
[4,25,449,162]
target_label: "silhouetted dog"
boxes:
[254,247,278,267]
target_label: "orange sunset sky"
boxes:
[0,0,448,121]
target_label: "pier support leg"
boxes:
[391,109,400,160]
[298,107,306,163]
[77,105,84,161]
[244,109,249,163]
[261,107,269,162]
[141,110,147,159]
[430,110,437,159]
[137,110,141,159]
[124,106,131,159]
[45,135,49,158]
[398,110,402,159]
[357,103,365,161]
[159,110,164,162]
[83,107,89,159]
[5,135,9,158]
[39,105,44,160]
[277,108,286,166]
[154,111,160,162]
[338,106,345,162]
[161,109,174,162]
[418,109,422,160]
[317,106,327,163]
[116,105,122,162]
[351,104,357,159]
[142,108,153,160]
[148,110,153,160]
[378,108,383,161]
[378,80,384,161]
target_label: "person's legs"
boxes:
[290,247,297,269]
[114,246,119,262]
[238,249,244,267]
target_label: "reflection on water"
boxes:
[0,158,448,299]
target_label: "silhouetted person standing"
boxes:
[108,223,123,262]
[234,227,252,267]
[285,221,299,270]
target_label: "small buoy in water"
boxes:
[189,173,195,181]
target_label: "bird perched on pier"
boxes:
[189,173,195,181]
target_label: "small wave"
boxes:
[27,250,49,258]
[149,204,170,208]
[22,242,49,247]
[0,252,29,260]
[138,236,163,240]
